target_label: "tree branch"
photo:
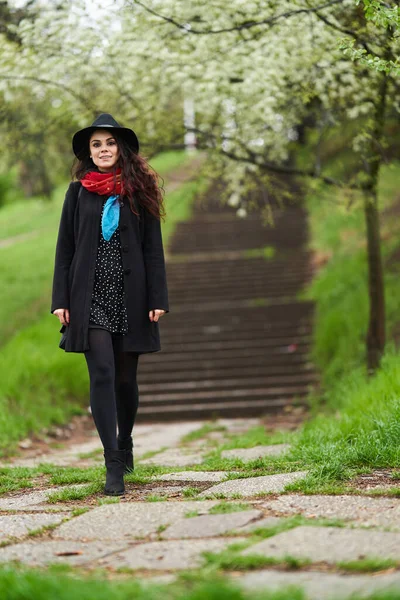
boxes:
[0,74,97,112]
[130,0,345,35]
[310,5,381,58]
[188,126,346,187]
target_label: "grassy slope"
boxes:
[288,161,400,484]
[0,151,206,454]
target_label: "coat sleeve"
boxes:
[143,208,169,313]
[50,182,79,313]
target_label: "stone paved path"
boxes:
[1,417,400,599]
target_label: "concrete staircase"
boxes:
[137,183,316,421]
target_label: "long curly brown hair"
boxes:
[71,130,166,221]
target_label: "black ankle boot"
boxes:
[117,436,134,474]
[103,449,126,496]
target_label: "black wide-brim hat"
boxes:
[72,113,139,158]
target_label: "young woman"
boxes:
[51,113,169,496]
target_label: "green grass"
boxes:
[149,150,194,178]
[209,502,252,514]
[277,159,400,490]
[46,482,102,503]
[338,557,399,573]
[180,423,227,444]
[162,175,209,250]
[145,494,168,502]
[182,487,201,498]
[0,463,188,496]
[0,233,57,344]
[202,542,310,571]
[243,246,276,259]
[0,564,311,600]
[219,426,289,450]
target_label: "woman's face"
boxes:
[89,129,120,172]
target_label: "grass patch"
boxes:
[287,351,400,488]
[47,466,103,485]
[219,426,289,451]
[180,423,227,444]
[145,494,168,502]
[71,507,90,517]
[209,502,252,515]
[182,487,200,498]
[27,522,65,538]
[243,246,276,259]
[97,496,121,506]
[338,557,399,573]
[0,563,310,600]
[78,448,103,460]
[203,545,310,571]
[46,483,102,503]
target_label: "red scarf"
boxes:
[81,169,123,196]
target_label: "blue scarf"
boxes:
[102,195,120,241]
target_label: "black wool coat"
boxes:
[51,181,169,354]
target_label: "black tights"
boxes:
[84,328,139,450]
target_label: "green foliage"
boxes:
[0,169,20,208]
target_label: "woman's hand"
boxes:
[149,309,165,323]
[53,308,70,326]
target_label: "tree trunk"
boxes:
[362,67,389,373]
[364,189,385,372]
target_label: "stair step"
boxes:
[139,385,310,406]
[138,364,315,382]
[138,373,317,393]
[161,337,311,353]
[135,398,306,422]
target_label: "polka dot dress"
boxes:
[89,197,128,334]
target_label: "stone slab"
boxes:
[221,445,290,461]
[134,422,206,457]
[0,485,88,512]
[199,471,308,498]
[143,485,185,497]
[54,501,218,540]
[139,449,204,467]
[0,540,127,567]
[238,569,400,600]
[162,509,262,539]
[263,494,400,528]
[0,513,67,540]
[0,441,104,469]
[242,526,400,563]
[153,471,236,483]
[98,537,245,571]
